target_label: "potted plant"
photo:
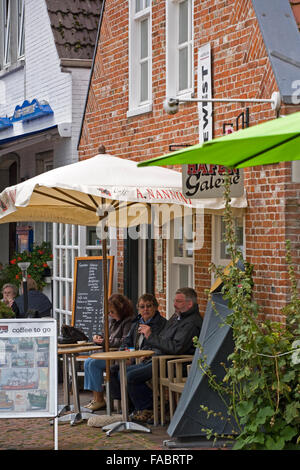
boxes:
[0,302,15,318]
[0,241,53,292]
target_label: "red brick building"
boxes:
[78,0,300,321]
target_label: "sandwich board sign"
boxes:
[0,318,57,420]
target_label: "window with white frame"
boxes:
[166,0,194,99]
[128,0,152,117]
[2,0,11,67]
[212,215,244,270]
[17,0,25,58]
[0,0,25,70]
[167,215,194,318]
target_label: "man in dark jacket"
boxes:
[10,278,52,318]
[127,287,203,422]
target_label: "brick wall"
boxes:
[79,0,300,319]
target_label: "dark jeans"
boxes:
[110,361,153,411]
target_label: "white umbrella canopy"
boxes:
[0,153,246,409]
[0,154,201,226]
[0,153,203,396]
[0,153,246,226]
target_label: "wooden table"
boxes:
[90,349,154,436]
[57,343,102,425]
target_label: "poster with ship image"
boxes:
[0,318,57,418]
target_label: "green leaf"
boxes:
[232,440,245,450]
[265,435,285,450]
[284,403,300,424]
[282,370,295,382]
[280,425,298,441]
[236,401,254,417]
[256,406,274,425]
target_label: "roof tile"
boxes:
[45,0,102,60]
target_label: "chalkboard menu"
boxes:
[71,256,114,341]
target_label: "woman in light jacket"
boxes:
[84,293,134,411]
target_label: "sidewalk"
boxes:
[0,389,230,451]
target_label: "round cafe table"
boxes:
[90,349,154,436]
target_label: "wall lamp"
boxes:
[17,261,31,280]
[17,261,31,315]
[163,91,281,114]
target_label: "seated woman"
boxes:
[84,293,134,411]
[109,293,166,411]
[1,283,19,307]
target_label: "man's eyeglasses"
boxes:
[173,298,187,303]
[138,304,154,309]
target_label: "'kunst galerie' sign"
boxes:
[182,164,244,198]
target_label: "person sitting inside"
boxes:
[110,293,166,408]
[1,283,18,307]
[127,287,203,424]
[9,278,52,318]
[84,293,135,412]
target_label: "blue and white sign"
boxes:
[11,99,53,123]
[0,117,13,131]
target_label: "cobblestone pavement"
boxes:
[0,389,229,452]
[0,416,169,451]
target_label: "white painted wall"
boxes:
[0,0,94,263]
[0,0,71,140]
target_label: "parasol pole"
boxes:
[101,198,112,415]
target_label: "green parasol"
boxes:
[138,112,300,169]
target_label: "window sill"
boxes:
[127,103,153,118]
[0,59,25,78]
[176,90,194,100]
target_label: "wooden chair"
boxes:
[167,357,193,420]
[152,355,194,426]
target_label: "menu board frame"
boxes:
[71,256,114,341]
[0,318,57,419]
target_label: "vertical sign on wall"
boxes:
[198,42,213,144]
[182,43,244,199]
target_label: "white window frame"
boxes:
[138,237,147,296]
[166,0,194,100]
[1,0,25,70]
[17,0,25,59]
[166,217,194,319]
[127,0,152,117]
[52,224,116,331]
[3,0,11,67]
[211,214,245,281]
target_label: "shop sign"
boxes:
[182,164,244,199]
[198,42,213,144]
[11,99,53,123]
[0,318,57,419]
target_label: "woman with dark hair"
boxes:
[84,293,134,411]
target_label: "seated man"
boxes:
[9,278,52,318]
[127,287,203,423]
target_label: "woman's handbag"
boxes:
[58,324,89,344]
